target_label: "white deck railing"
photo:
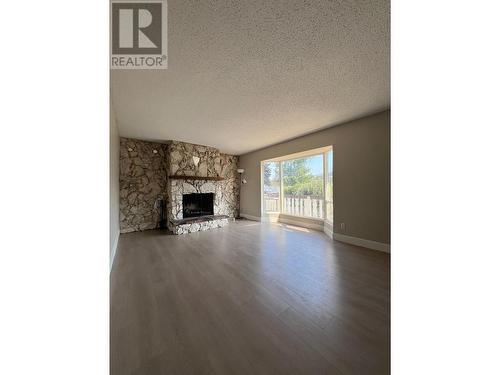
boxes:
[264,196,280,212]
[264,195,324,219]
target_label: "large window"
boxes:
[262,148,333,221]
[283,155,324,218]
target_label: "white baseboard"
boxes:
[333,233,390,253]
[240,213,261,222]
[278,216,324,231]
[110,232,120,272]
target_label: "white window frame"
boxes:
[324,149,334,225]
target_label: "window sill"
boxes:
[263,212,332,224]
[278,213,324,223]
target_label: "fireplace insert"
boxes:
[182,193,214,218]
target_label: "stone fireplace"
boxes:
[166,141,239,234]
[119,138,239,235]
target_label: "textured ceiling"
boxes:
[111,0,390,155]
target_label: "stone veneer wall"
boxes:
[119,138,239,234]
[167,141,239,228]
[119,138,168,233]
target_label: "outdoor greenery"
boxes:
[263,161,280,196]
[282,158,323,197]
[263,162,277,188]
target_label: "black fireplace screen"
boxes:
[182,193,214,218]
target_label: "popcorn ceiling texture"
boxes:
[119,138,239,234]
[111,0,390,155]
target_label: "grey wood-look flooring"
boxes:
[111,221,390,375]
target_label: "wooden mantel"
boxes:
[168,175,225,181]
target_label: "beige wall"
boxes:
[239,110,390,244]
[110,104,120,268]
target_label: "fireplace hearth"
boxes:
[182,193,214,218]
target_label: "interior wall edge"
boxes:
[110,232,120,272]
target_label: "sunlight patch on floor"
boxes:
[273,223,311,233]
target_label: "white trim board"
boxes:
[333,233,390,253]
[262,145,333,163]
[110,232,120,272]
[278,216,324,231]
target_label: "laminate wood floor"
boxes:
[111,220,390,375]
